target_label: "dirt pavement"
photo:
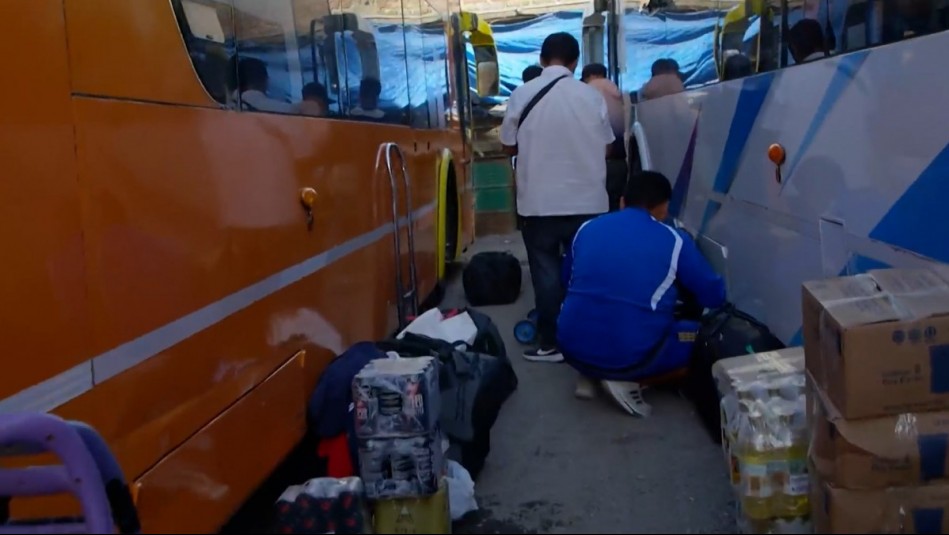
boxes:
[446,233,737,534]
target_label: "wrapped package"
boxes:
[275,477,370,534]
[353,357,440,438]
[713,347,810,533]
[373,479,451,534]
[358,433,445,500]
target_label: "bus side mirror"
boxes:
[476,61,499,97]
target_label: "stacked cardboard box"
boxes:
[802,268,949,534]
[713,347,811,533]
[352,357,451,534]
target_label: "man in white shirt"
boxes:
[499,32,615,363]
[787,18,829,64]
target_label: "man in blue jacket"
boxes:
[558,171,726,416]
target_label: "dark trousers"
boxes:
[606,158,629,212]
[520,214,597,348]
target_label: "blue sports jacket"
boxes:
[558,208,726,370]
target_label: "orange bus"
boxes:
[0,0,497,532]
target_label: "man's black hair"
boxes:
[581,63,608,81]
[238,57,269,92]
[788,18,826,61]
[303,81,328,102]
[540,32,580,66]
[522,65,543,83]
[650,58,678,76]
[722,53,752,81]
[624,171,673,210]
[360,77,382,97]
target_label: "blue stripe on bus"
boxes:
[783,50,871,189]
[870,142,949,263]
[669,117,700,218]
[711,73,774,195]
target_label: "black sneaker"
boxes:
[523,347,564,363]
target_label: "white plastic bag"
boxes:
[445,460,478,520]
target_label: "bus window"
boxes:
[423,18,450,130]
[291,0,334,117]
[324,13,406,125]
[172,0,236,105]
[405,1,432,129]
[232,0,305,114]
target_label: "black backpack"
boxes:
[462,252,522,306]
[683,304,785,443]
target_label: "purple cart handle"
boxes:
[0,413,113,534]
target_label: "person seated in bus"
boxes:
[787,19,829,64]
[522,65,543,83]
[581,63,627,212]
[557,171,726,417]
[640,58,684,101]
[722,52,753,81]
[350,78,385,121]
[234,57,298,114]
[300,82,330,117]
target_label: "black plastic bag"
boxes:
[684,304,786,443]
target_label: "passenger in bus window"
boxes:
[521,65,543,83]
[558,171,726,416]
[787,19,829,64]
[639,59,684,101]
[722,52,753,81]
[350,78,385,120]
[581,63,628,212]
[300,82,329,117]
[235,57,298,114]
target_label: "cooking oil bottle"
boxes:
[738,403,775,523]
[775,396,809,519]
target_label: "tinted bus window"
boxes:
[405,2,431,129]
[231,0,307,114]
[292,0,334,117]
[328,14,408,125]
[423,19,449,129]
[173,0,237,104]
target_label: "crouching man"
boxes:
[557,171,726,416]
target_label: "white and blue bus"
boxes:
[627,0,949,344]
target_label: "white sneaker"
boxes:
[523,347,564,363]
[601,381,652,417]
[575,376,597,400]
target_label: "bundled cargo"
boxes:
[802,268,949,533]
[358,433,445,500]
[275,477,371,534]
[713,346,811,534]
[353,357,440,438]
[353,356,446,503]
[372,479,451,534]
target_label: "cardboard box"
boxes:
[802,268,949,419]
[811,379,949,489]
[812,474,949,533]
[372,479,451,534]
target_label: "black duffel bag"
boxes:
[683,303,785,443]
[376,308,517,479]
[462,252,522,306]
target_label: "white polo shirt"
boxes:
[500,65,615,217]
